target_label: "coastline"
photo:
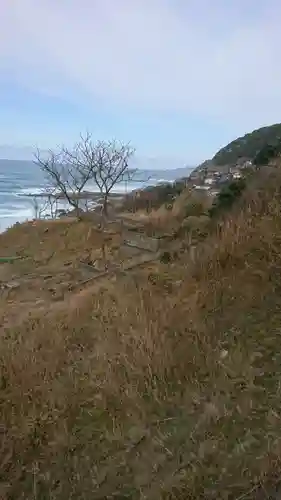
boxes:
[0,190,132,234]
[0,175,178,234]
[19,190,127,200]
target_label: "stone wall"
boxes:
[123,232,160,252]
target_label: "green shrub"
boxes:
[209,178,247,217]
[253,142,281,167]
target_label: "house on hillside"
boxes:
[194,185,211,191]
[216,173,232,185]
[230,166,242,179]
[204,177,215,185]
[233,171,242,179]
[241,160,253,169]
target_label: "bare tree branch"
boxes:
[29,185,58,220]
[34,134,136,220]
[90,139,136,215]
[34,148,76,211]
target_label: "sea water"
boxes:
[0,159,181,232]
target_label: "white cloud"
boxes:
[1,0,281,126]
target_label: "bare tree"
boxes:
[47,191,59,219]
[67,134,136,217]
[34,133,136,220]
[34,140,94,218]
[29,185,59,221]
[30,196,42,220]
[29,188,55,220]
[89,139,136,217]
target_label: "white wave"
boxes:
[16,187,48,196]
[0,203,30,211]
[15,176,174,199]
[85,182,143,194]
[0,206,32,218]
[110,184,141,193]
[148,178,171,183]
[0,191,21,196]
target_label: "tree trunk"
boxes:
[102,193,109,218]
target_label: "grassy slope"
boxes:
[1,167,281,498]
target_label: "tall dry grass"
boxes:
[1,166,281,498]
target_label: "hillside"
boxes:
[120,125,281,209]
[2,164,281,497]
[212,123,281,166]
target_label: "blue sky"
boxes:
[1,0,281,166]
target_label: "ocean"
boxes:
[0,159,191,233]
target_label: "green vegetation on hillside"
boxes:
[213,123,281,166]
[209,178,247,217]
[253,141,281,167]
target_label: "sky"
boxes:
[0,0,281,166]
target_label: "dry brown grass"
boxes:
[0,218,126,329]
[118,189,212,240]
[2,168,281,498]
[115,209,181,242]
[0,218,120,264]
[172,188,212,217]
